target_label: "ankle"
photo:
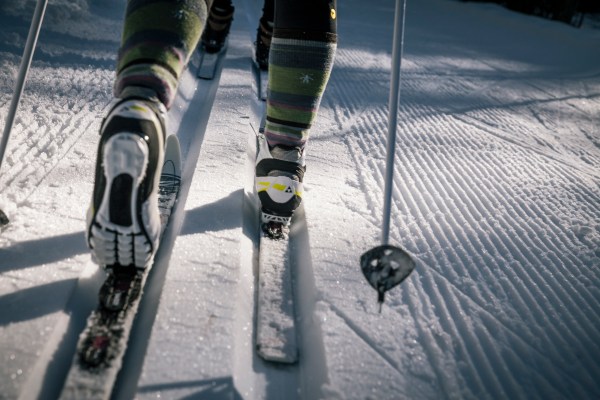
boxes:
[118,86,162,105]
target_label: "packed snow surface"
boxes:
[0,0,599,399]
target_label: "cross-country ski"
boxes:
[253,120,299,363]
[198,48,227,80]
[255,220,298,363]
[251,50,268,101]
[60,135,181,400]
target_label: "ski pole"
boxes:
[382,0,407,245]
[0,0,49,172]
[360,0,415,312]
[0,0,49,227]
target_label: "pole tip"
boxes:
[0,209,9,227]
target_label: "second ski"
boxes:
[256,219,298,364]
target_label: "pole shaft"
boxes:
[0,0,49,172]
[382,0,407,245]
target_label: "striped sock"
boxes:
[114,0,210,108]
[265,31,337,148]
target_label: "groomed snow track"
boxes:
[303,1,600,398]
[0,0,599,399]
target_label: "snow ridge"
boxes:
[340,71,600,399]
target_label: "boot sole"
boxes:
[89,133,156,268]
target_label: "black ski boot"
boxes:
[201,1,235,53]
[255,18,273,70]
[86,94,167,270]
[255,134,305,238]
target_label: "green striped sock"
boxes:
[265,31,337,148]
[115,0,210,108]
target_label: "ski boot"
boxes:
[255,134,305,239]
[201,2,235,54]
[255,18,273,70]
[86,92,167,271]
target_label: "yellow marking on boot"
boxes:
[130,104,147,112]
[257,181,270,192]
[257,180,302,196]
[331,8,336,20]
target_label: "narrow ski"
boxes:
[59,135,181,399]
[256,218,298,364]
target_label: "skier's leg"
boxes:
[255,0,275,69]
[256,0,337,224]
[87,0,210,269]
[266,0,337,148]
[115,0,211,108]
[201,0,235,53]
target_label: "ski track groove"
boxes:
[3,107,96,204]
[326,302,405,377]
[421,264,575,397]
[440,114,599,309]
[466,147,596,390]
[418,145,567,327]
[428,130,596,332]
[0,66,111,206]
[336,56,600,396]
[404,148,592,396]
[434,274,518,399]
[346,132,480,398]
[338,88,473,395]
[418,119,600,390]
[403,277,464,398]
[458,138,600,324]
[25,114,99,206]
[454,112,600,179]
[393,150,513,398]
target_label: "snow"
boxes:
[1,0,599,399]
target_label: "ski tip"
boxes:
[163,135,182,176]
[197,48,226,79]
[198,71,216,80]
[165,134,181,152]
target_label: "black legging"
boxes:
[275,0,336,36]
[211,0,336,36]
